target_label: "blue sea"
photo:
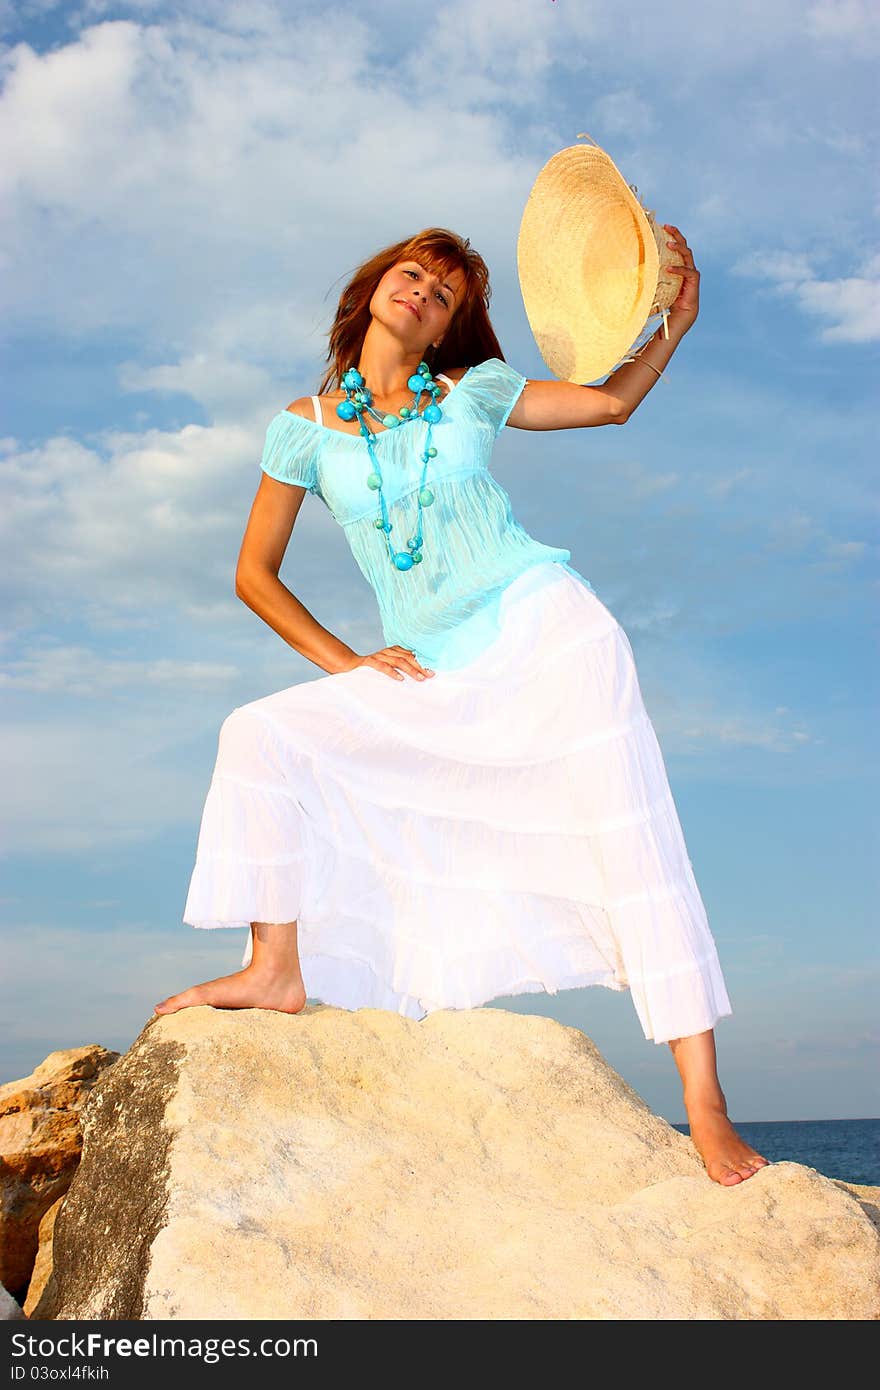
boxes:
[671,1117,880,1185]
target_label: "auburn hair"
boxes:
[316,227,505,395]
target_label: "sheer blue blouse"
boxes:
[258,356,595,670]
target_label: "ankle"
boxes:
[246,957,303,984]
[683,1087,728,1118]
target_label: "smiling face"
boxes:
[371,256,467,350]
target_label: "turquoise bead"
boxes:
[338,363,444,574]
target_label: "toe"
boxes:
[717,1166,744,1186]
[738,1157,770,1179]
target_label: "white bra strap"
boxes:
[309,380,451,426]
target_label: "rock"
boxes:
[33,1006,880,1320]
[829,1180,880,1236]
[0,1045,119,1297]
[0,1283,26,1320]
[22,1195,64,1317]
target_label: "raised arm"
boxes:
[505,376,627,430]
[507,224,699,429]
[506,308,694,430]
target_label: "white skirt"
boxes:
[182,562,732,1044]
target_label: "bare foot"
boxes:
[685,1095,771,1186]
[154,964,307,1016]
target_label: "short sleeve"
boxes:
[260,412,320,494]
[466,357,528,436]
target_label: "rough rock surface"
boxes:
[23,1195,64,1316]
[33,1006,880,1321]
[0,1045,119,1297]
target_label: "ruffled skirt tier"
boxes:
[182,563,732,1043]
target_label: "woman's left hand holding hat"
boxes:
[662,224,700,328]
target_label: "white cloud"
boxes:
[591,88,656,138]
[806,0,880,52]
[0,644,239,694]
[118,354,278,424]
[0,0,876,364]
[652,692,815,756]
[0,920,240,1052]
[795,271,880,343]
[706,468,755,499]
[623,598,682,633]
[732,250,819,285]
[824,539,867,563]
[762,510,873,572]
[731,246,880,343]
[0,413,339,631]
[611,458,681,499]
[0,713,209,854]
[0,6,566,358]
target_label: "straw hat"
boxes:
[516,133,685,384]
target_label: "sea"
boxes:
[671,1117,880,1186]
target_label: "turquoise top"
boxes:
[259,356,595,670]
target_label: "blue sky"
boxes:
[1,0,877,1124]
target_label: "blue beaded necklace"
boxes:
[336,360,444,572]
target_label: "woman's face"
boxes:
[371,257,466,349]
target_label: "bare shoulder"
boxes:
[440,367,470,386]
[284,396,316,420]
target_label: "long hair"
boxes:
[316,227,505,394]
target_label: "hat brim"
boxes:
[517,144,661,384]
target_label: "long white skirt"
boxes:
[182,562,732,1044]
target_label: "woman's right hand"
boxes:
[345,646,435,682]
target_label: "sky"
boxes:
[0,0,877,1125]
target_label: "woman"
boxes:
[155,226,769,1188]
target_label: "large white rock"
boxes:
[33,1005,880,1320]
